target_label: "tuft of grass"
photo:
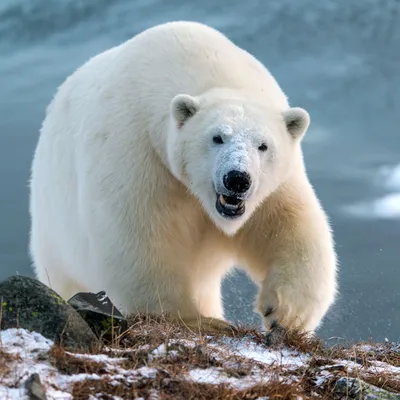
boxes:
[0,347,19,378]
[49,346,107,375]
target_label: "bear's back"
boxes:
[122,21,287,105]
[54,21,288,131]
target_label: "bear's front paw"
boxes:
[256,283,311,333]
[263,306,275,321]
[257,289,282,331]
[257,281,323,333]
[261,305,283,332]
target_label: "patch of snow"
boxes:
[366,360,400,375]
[313,370,334,387]
[355,344,374,352]
[188,367,275,390]
[0,328,158,399]
[189,368,225,384]
[105,343,151,353]
[0,388,26,400]
[219,337,308,369]
[0,327,53,354]
[168,338,196,348]
[96,292,108,302]
[168,350,179,357]
[330,357,400,379]
[136,366,157,379]
[150,390,159,399]
[151,343,166,356]
[66,352,126,364]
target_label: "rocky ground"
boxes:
[0,276,399,399]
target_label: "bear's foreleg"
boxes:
[242,206,338,334]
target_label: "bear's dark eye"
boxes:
[258,143,268,152]
[213,135,223,144]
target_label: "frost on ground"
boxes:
[0,316,399,399]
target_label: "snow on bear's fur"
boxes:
[29,21,338,333]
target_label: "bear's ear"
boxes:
[171,94,200,128]
[282,107,310,140]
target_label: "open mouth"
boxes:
[215,193,245,219]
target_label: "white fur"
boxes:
[29,21,337,333]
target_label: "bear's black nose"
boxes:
[223,170,251,194]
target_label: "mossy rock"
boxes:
[334,377,400,399]
[0,275,98,352]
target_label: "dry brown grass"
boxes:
[1,314,398,399]
[65,316,400,399]
[0,347,18,378]
[0,346,24,394]
[48,346,107,375]
[364,372,400,393]
[71,377,311,400]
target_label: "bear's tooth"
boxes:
[219,195,226,205]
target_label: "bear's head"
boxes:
[167,92,310,236]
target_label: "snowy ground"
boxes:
[0,326,399,399]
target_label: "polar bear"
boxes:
[29,21,337,334]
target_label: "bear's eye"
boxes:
[258,143,268,152]
[213,135,224,144]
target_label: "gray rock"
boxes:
[25,373,47,400]
[0,275,99,352]
[263,322,288,348]
[68,290,128,342]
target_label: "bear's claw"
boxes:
[264,306,275,318]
